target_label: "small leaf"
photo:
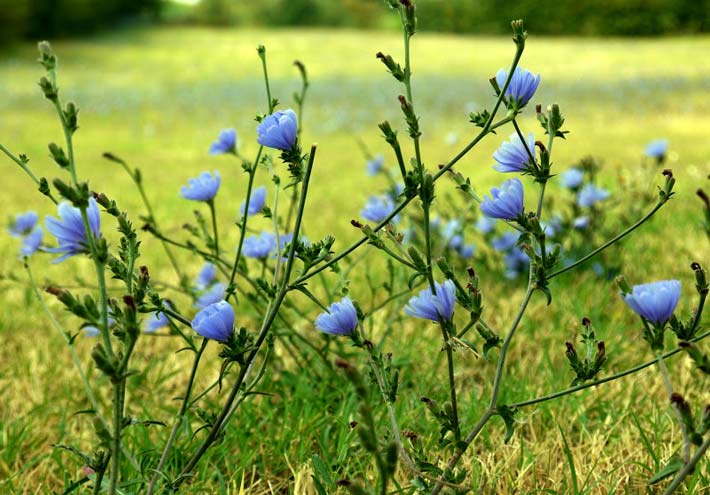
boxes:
[648,455,685,485]
[311,454,333,487]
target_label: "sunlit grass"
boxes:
[1,26,709,493]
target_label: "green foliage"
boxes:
[0,0,160,43]
[193,0,710,36]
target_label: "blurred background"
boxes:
[1,0,709,44]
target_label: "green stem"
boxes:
[111,155,183,280]
[207,199,219,257]
[146,339,209,495]
[512,119,536,167]
[173,145,317,487]
[548,199,668,279]
[506,330,710,409]
[656,352,691,463]
[662,435,710,494]
[0,143,57,204]
[227,162,258,301]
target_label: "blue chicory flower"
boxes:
[194,263,217,290]
[315,297,358,336]
[180,171,221,202]
[560,168,584,189]
[361,195,397,224]
[459,244,475,259]
[475,216,497,234]
[623,280,681,325]
[145,311,169,333]
[195,282,226,309]
[577,183,610,208]
[240,186,267,216]
[45,198,101,263]
[83,314,116,338]
[645,139,668,159]
[20,227,43,257]
[366,154,385,176]
[243,232,277,259]
[493,132,536,173]
[257,109,298,151]
[404,279,456,322]
[573,216,590,229]
[192,300,235,342]
[491,231,520,252]
[504,247,530,279]
[541,215,563,238]
[480,178,525,220]
[8,211,39,237]
[209,128,237,155]
[495,67,541,108]
[449,234,463,250]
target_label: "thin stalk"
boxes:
[108,384,123,494]
[0,143,57,204]
[662,436,710,494]
[146,339,209,495]
[26,263,142,470]
[271,180,283,285]
[289,50,523,289]
[207,199,219,257]
[549,199,668,279]
[111,155,182,280]
[507,329,710,409]
[173,146,317,487]
[431,287,534,495]
[512,120,536,166]
[227,163,259,301]
[656,352,691,463]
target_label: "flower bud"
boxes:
[691,262,708,294]
[38,76,58,101]
[615,275,632,295]
[375,52,405,81]
[48,143,69,169]
[511,19,527,46]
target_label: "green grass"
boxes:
[1,26,710,493]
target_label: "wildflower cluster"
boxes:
[2,10,705,495]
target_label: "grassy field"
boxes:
[1,25,710,494]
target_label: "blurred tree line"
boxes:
[0,0,708,45]
[0,0,160,44]
[192,0,709,35]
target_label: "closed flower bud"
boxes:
[45,198,101,263]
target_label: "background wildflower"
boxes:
[209,128,237,155]
[240,186,267,216]
[192,300,235,342]
[404,279,456,322]
[180,171,221,202]
[493,132,536,173]
[315,297,358,336]
[45,198,101,263]
[480,178,524,220]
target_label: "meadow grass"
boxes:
[1,26,709,493]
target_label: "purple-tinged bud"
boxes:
[582,317,592,328]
